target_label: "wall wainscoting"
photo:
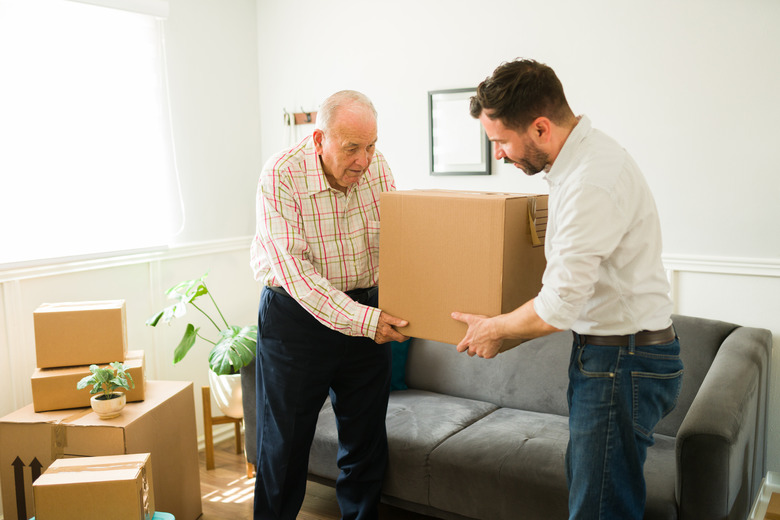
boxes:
[0,236,257,451]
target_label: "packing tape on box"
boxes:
[527,197,544,247]
[142,466,152,520]
[43,460,153,519]
[43,461,146,474]
[51,408,93,459]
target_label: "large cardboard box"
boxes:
[379,190,548,351]
[31,350,147,412]
[0,380,201,520]
[33,452,155,520]
[33,300,128,368]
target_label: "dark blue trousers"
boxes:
[253,287,391,520]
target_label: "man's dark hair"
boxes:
[470,59,573,130]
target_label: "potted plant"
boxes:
[146,272,257,418]
[76,362,135,419]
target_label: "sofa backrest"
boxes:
[405,314,744,437]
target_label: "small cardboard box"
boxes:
[31,350,147,412]
[379,190,548,351]
[33,300,128,368]
[0,380,201,520]
[33,452,155,520]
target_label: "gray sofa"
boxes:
[242,313,772,520]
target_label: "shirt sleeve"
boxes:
[253,160,383,339]
[534,181,627,330]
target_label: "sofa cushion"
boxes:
[427,407,678,520]
[405,331,572,417]
[308,390,499,505]
[428,407,570,520]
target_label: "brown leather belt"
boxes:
[574,325,676,347]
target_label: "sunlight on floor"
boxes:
[203,476,256,504]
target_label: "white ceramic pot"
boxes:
[90,392,126,420]
[208,369,244,419]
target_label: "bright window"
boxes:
[0,0,181,268]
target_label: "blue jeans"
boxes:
[566,333,683,520]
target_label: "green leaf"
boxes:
[165,274,209,305]
[145,310,165,327]
[146,273,210,327]
[146,301,187,327]
[76,374,93,390]
[208,325,258,375]
[173,323,199,364]
[76,363,131,395]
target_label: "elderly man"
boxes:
[250,90,408,520]
[452,60,683,520]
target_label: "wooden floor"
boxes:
[198,439,437,520]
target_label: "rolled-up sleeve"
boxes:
[534,181,627,331]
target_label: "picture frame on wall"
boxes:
[428,87,491,176]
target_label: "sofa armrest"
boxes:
[676,326,771,520]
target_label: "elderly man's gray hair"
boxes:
[316,90,377,131]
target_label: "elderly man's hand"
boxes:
[374,311,409,344]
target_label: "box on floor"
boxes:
[33,452,155,520]
[33,300,128,368]
[31,350,147,412]
[379,189,548,351]
[0,380,201,520]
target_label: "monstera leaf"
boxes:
[208,325,258,375]
[147,272,257,374]
[145,274,209,327]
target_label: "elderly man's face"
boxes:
[313,107,377,192]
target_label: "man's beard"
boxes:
[504,142,548,176]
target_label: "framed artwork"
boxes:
[428,88,491,176]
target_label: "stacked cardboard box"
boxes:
[30,300,147,411]
[0,380,202,520]
[33,452,155,520]
[0,299,202,520]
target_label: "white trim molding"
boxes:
[663,254,780,278]
[67,0,169,18]
[0,237,253,284]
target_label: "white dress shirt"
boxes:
[533,116,673,335]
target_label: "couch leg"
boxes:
[247,462,256,479]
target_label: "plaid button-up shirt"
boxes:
[250,135,396,339]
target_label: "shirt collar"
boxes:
[300,135,329,195]
[545,115,591,185]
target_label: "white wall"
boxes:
[164,0,262,244]
[256,0,780,469]
[257,0,780,260]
